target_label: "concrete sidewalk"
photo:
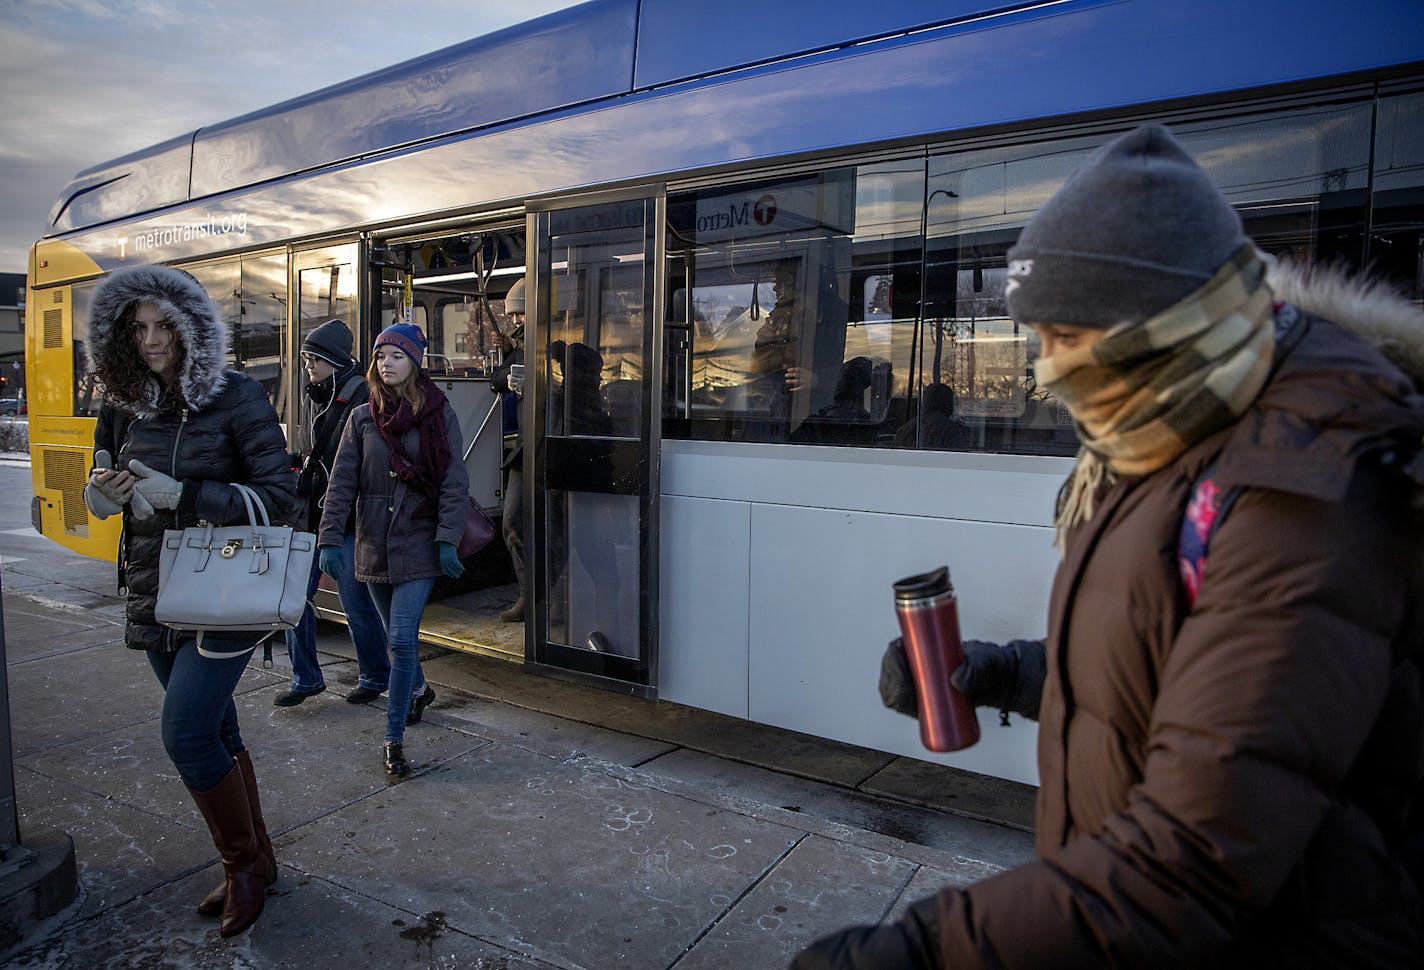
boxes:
[1,580,1035,969]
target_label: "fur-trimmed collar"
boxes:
[86,265,229,418]
[1268,258,1424,385]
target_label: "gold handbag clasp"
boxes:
[220,538,244,559]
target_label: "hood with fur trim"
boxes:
[1268,258,1424,386]
[1209,258,1424,503]
[86,265,230,418]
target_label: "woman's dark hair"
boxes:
[96,301,185,408]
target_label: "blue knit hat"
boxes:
[373,322,427,365]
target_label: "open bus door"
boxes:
[527,193,662,695]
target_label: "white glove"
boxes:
[128,459,183,520]
[85,449,129,519]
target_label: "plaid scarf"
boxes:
[1036,244,1276,551]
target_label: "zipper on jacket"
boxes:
[119,417,138,462]
[115,415,138,597]
[171,409,188,477]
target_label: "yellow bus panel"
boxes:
[26,248,117,562]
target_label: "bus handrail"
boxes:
[464,394,502,465]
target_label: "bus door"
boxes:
[528,193,662,694]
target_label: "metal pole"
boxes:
[0,576,35,876]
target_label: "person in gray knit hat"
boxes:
[798,123,1424,968]
[1004,124,1247,329]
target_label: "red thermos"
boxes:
[893,566,980,752]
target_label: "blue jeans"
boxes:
[365,578,435,743]
[285,531,390,693]
[146,636,255,792]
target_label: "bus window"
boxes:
[297,255,355,387]
[664,159,923,447]
[375,228,526,377]
[188,252,291,424]
[71,280,101,417]
[1370,90,1424,306]
[921,100,1374,457]
[243,253,290,420]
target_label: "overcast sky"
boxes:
[0,0,583,272]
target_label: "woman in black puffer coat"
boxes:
[82,264,295,939]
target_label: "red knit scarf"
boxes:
[371,371,451,518]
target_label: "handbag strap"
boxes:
[230,483,270,527]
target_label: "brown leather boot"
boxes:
[189,761,269,937]
[197,750,277,917]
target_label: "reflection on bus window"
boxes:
[664,160,923,447]
[546,200,646,440]
[664,102,1376,457]
[71,280,100,417]
[914,101,1374,456]
[1371,90,1424,307]
[186,252,291,425]
[298,258,355,404]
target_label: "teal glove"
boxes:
[128,459,183,519]
[437,541,465,579]
[319,545,345,579]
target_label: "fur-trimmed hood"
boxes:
[86,265,230,418]
[1268,257,1424,385]
[1211,257,1424,502]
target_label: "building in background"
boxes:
[0,273,24,408]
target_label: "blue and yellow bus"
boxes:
[26,0,1424,785]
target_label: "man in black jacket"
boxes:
[489,280,527,623]
[277,319,391,706]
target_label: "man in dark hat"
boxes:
[277,319,390,707]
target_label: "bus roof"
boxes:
[48,0,987,235]
[44,0,1424,243]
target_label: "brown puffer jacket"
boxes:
[936,271,1424,967]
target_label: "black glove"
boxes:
[878,637,919,717]
[790,894,939,969]
[880,638,1046,722]
[949,638,1046,722]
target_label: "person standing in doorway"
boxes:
[276,318,391,707]
[489,278,527,623]
[317,323,470,777]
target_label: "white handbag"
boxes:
[155,483,315,653]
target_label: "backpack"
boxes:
[1177,462,1424,889]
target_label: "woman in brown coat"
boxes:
[798,125,1424,967]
